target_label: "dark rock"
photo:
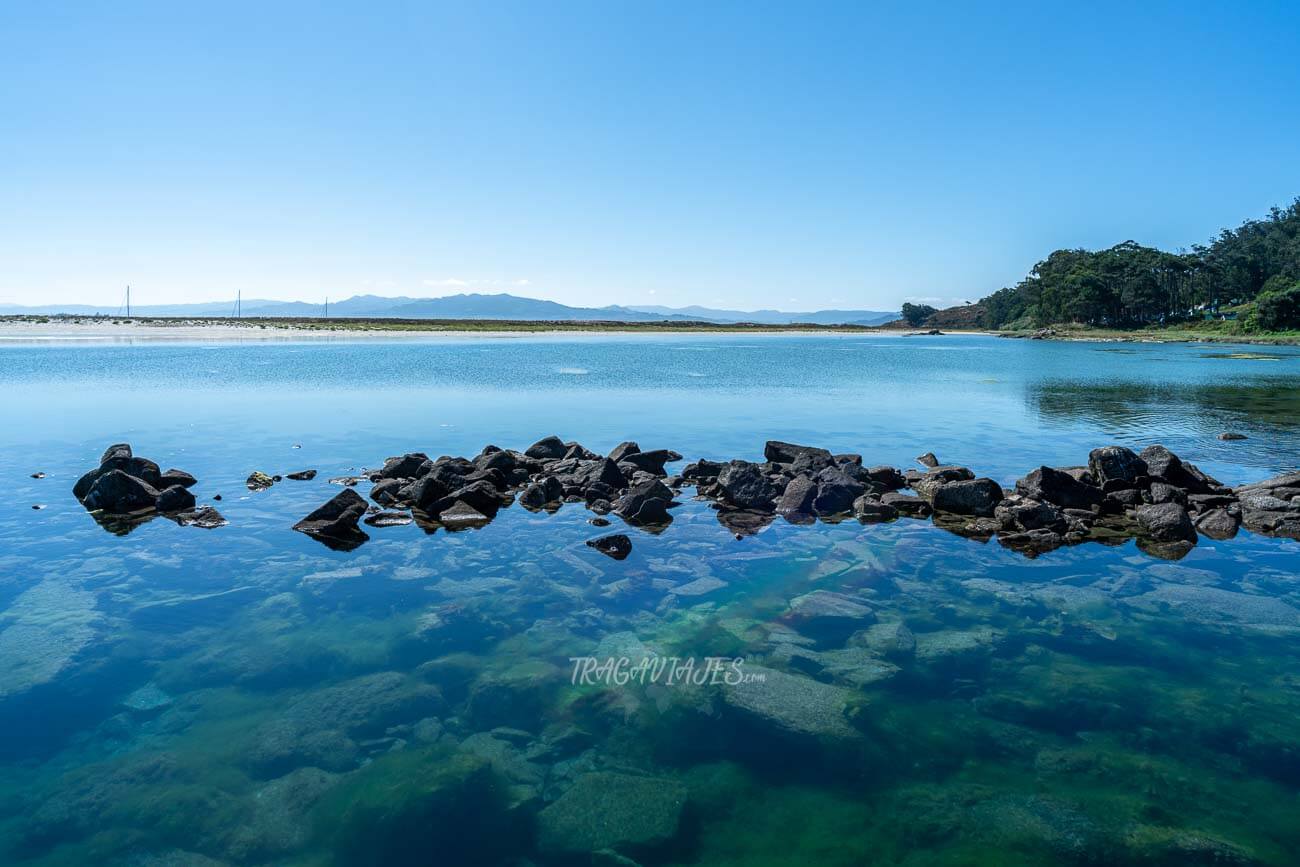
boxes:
[158,468,197,488]
[995,496,1066,532]
[439,500,492,529]
[716,508,774,536]
[916,451,939,468]
[775,476,817,518]
[1218,432,1248,441]
[174,506,228,529]
[292,488,371,550]
[156,484,196,513]
[1146,482,1187,506]
[1088,446,1147,488]
[246,471,275,491]
[378,453,429,480]
[881,491,931,516]
[853,495,898,522]
[615,480,674,526]
[812,467,866,515]
[1015,466,1102,511]
[865,465,906,490]
[590,517,610,527]
[1139,444,1221,493]
[765,440,834,466]
[607,441,640,463]
[619,449,680,476]
[1104,487,1143,511]
[83,469,160,513]
[31,472,46,479]
[285,470,317,481]
[912,465,975,500]
[427,481,503,519]
[998,528,1066,557]
[364,511,414,527]
[1195,508,1239,540]
[1135,502,1197,543]
[519,476,564,510]
[473,449,516,473]
[525,435,568,460]
[563,441,599,460]
[401,473,454,512]
[586,534,632,560]
[717,460,780,510]
[369,478,406,506]
[681,459,724,481]
[930,478,1004,517]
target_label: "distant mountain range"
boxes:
[0,293,898,326]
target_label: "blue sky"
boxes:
[3,1,1299,311]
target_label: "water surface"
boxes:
[2,333,1298,866]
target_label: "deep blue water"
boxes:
[1,332,1298,866]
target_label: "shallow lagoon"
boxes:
[1,332,1299,866]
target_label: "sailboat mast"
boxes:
[126,285,131,317]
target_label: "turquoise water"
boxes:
[1,332,1299,866]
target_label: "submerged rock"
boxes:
[285,469,317,481]
[721,665,857,739]
[537,772,688,856]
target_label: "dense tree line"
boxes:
[974,198,1300,330]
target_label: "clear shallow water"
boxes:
[1,333,1299,866]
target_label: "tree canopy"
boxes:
[968,198,1300,330]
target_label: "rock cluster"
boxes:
[72,443,225,532]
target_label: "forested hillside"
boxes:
[949,199,1300,331]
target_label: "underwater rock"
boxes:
[537,772,688,857]
[247,672,442,777]
[858,621,917,660]
[721,664,857,739]
[586,533,632,560]
[224,767,340,862]
[1218,432,1248,441]
[1124,585,1300,632]
[292,488,370,550]
[122,683,174,714]
[784,590,875,645]
[0,580,100,700]
[245,471,275,491]
[466,662,562,731]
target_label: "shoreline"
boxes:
[0,315,1296,346]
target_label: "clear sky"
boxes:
[3,1,1299,311]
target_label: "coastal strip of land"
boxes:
[3,315,1299,345]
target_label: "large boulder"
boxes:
[1014,466,1102,511]
[1139,444,1221,494]
[764,441,833,466]
[1135,502,1197,544]
[73,442,165,500]
[378,452,429,480]
[775,476,817,518]
[292,489,371,550]
[812,467,867,515]
[519,476,564,509]
[82,469,160,513]
[1088,446,1147,489]
[614,479,674,526]
[930,478,1004,517]
[524,435,568,460]
[619,449,681,476]
[156,484,196,513]
[717,461,780,510]
[912,466,975,501]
